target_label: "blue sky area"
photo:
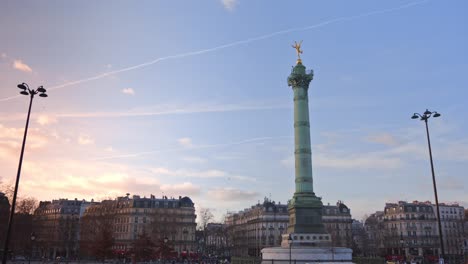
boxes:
[0,0,467,221]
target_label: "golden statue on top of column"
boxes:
[292,40,303,63]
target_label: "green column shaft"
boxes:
[293,86,313,194]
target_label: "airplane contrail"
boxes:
[92,136,292,161]
[0,0,428,102]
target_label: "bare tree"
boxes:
[16,197,38,214]
[198,208,214,231]
[80,203,115,261]
[131,232,156,262]
[198,208,214,255]
[0,182,38,214]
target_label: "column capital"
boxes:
[288,63,313,88]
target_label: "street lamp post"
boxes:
[29,233,36,264]
[400,235,404,262]
[1,83,47,264]
[287,234,293,264]
[163,237,169,264]
[411,109,444,263]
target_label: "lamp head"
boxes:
[37,86,46,93]
[39,93,48,98]
[411,114,419,120]
[20,90,29,96]
[17,83,27,90]
[433,112,441,118]
[424,109,432,115]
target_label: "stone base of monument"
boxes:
[261,246,353,264]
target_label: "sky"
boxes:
[0,0,467,222]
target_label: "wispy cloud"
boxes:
[121,88,135,95]
[178,137,193,148]
[210,187,258,201]
[150,166,256,182]
[0,124,48,152]
[52,101,289,119]
[221,0,238,11]
[78,135,94,145]
[36,114,58,126]
[315,153,402,169]
[182,156,207,164]
[0,0,427,102]
[160,182,201,196]
[92,136,291,161]
[0,101,289,122]
[366,133,399,146]
[13,60,32,73]
[151,167,226,179]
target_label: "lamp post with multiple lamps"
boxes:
[163,237,169,264]
[29,233,36,264]
[1,83,47,264]
[411,109,444,263]
[399,235,405,262]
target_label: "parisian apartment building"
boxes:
[31,194,197,260]
[80,195,197,256]
[32,198,96,259]
[364,200,466,263]
[224,198,353,257]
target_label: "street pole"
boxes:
[411,109,444,263]
[424,118,445,262]
[2,94,34,264]
[1,83,47,264]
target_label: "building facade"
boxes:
[81,195,197,257]
[383,201,439,258]
[225,199,353,257]
[433,203,465,258]
[32,198,92,259]
[225,199,289,257]
[323,201,353,248]
[205,223,228,257]
[364,211,385,256]
[363,201,466,262]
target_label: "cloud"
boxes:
[105,146,114,152]
[49,101,290,119]
[221,0,238,11]
[93,136,290,161]
[314,154,402,169]
[13,60,32,73]
[178,137,193,147]
[281,149,403,170]
[36,114,58,126]
[151,167,226,178]
[160,182,201,196]
[438,176,465,191]
[150,166,256,182]
[181,156,207,164]
[366,133,398,146]
[1,53,7,59]
[121,88,135,95]
[210,187,258,201]
[16,159,161,200]
[78,135,94,145]
[0,124,48,157]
